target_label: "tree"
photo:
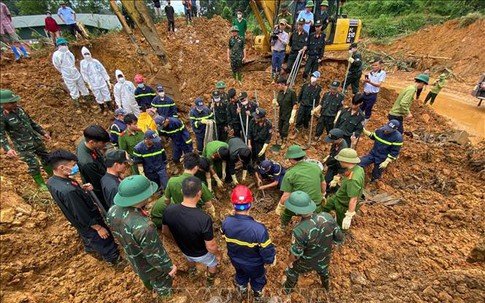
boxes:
[3,0,20,16]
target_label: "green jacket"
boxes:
[165,172,213,206]
[389,84,416,116]
[202,140,228,166]
[119,129,145,156]
[107,206,173,281]
[332,164,365,207]
[430,79,446,94]
[291,212,343,265]
[0,106,46,152]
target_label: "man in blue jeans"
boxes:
[271,19,289,82]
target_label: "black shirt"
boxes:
[76,139,108,210]
[47,176,103,233]
[248,119,272,144]
[334,108,365,137]
[321,91,344,117]
[165,5,175,20]
[289,30,308,52]
[227,101,241,129]
[162,204,214,257]
[100,173,121,211]
[307,32,326,58]
[298,83,322,107]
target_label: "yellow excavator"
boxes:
[250,0,362,54]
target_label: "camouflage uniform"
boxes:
[284,212,344,291]
[107,206,174,296]
[229,35,244,81]
[0,105,51,176]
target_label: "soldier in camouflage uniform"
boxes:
[0,90,52,190]
[227,26,246,85]
[283,191,344,293]
[107,175,177,297]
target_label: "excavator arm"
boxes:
[250,0,281,53]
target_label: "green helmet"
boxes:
[415,73,430,85]
[305,0,315,7]
[230,26,239,32]
[56,37,68,46]
[114,175,158,207]
[321,0,329,6]
[0,90,20,104]
[439,73,447,79]
[284,144,306,159]
[216,81,226,89]
[335,148,361,164]
[285,191,316,215]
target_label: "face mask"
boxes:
[84,54,92,60]
[310,77,317,84]
[241,100,248,106]
[59,45,68,52]
[118,77,125,83]
[237,14,242,18]
[158,92,165,98]
[138,84,145,89]
[65,164,79,176]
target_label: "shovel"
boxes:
[271,91,282,154]
[303,98,316,150]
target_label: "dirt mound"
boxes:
[1,16,484,303]
[369,19,485,84]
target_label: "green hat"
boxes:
[284,144,306,159]
[216,81,226,89]
[114,175,158,207]
[415,73,430,85]
[56,37,68,46]
[0,90,20,104]
[230,26,239,32]
[305,1,314,8]
[439,73,446,79]
[335,148,360,164]
[285,191,316,215]
[321,0,329,6]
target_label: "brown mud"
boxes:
[1,16,484,303]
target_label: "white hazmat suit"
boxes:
[80,47,111,105]
[113,70,140,117]
[52,45,89,100]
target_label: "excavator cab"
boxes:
[251,0,361,54]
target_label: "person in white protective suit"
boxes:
[113,70,140,117]
[80,46,115,115]
[51,37,89,113]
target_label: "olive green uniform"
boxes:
[277,88,298,139]
[229,35,244,81]
[280,161,324,225]
[323,164,365,227]
[118,129,144,175]
[284,212,344,291]
[0,106,51,176]
[107,206,173,296]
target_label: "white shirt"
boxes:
[364,70,386,94]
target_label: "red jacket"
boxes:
[45,17,60,32]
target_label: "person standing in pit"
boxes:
[361,58,386,124]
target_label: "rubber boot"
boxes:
[99,103,106,116]
[187,266,197,278]
[234,281,248,298]
[19,45,30,58]
[11,46,21,61]
[237,72,242,86]
[320,276,330,291]
[206,271,216,287]
[73,99,82,114]
[42,164,53,177]
[32,173,48,191]
[253,290,263,302]
[281,138,287,149]
[289,128,299,140]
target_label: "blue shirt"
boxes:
[57,7,76,25]
[257,162,286,188]
[109,119,126,147]
[133,141,167,173]
[189,106,214,135]
[367,128,403,161]
[158,117,192,147]
[297,10,314,33]
[151,95,178,118]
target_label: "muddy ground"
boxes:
[1,16,484,303]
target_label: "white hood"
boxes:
[81,46,91,59]
[115,69,124,81]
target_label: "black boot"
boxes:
[320,275,330,291]
[99,103,106,115]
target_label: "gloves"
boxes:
[242,170,248,181]
[207,177,213,192]
[342,211,355,230]
[363,128,372,137]
[272,98,278,105]
[311,105,322,116]
[258,144,269,157]
[201,119,210,125]
[322,155,329,163]
[379,157,392,169]
[329,175,341,188]
[221,161,227,180]
[275,203,285,216]
[213,174,224,188]
[206,204,216,220]
[271,255,277,267]
[231,174,239,185]
[289,109,297,125]
[348,56,355,64]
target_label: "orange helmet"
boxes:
[134,74,144,84]
[231,185,253,210]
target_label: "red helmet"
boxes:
[231,185,253,205]
[134,74,144,84]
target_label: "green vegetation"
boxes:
[346,0,485,38]
[458,12,484,27]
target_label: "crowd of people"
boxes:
[0,1,462,302]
